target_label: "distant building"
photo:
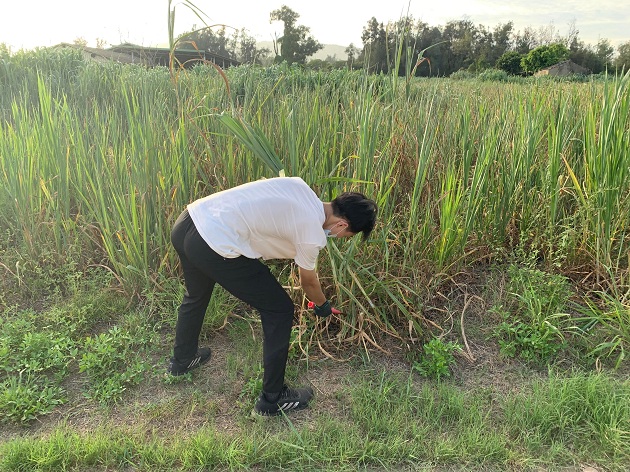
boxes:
[108,43,240,69]
[52,43,240,69]
[534,60,590,77]
[52,43,144,65]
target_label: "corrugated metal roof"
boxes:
[108,43,240,68]
[50,42,240,69]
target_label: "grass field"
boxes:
[0,46,629,471]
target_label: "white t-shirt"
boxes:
[187,177,326,270]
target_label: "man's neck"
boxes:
[322,202,335,228]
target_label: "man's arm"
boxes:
[298,267,327,306]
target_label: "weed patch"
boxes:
[0,297,158,423]
[574,290,630,369]
[79,321,157,403]
[0,309,77,423]
[490,264,573,366]
[412,337,461,380]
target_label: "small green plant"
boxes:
[574,290,629,369]
[0,375,66,423]
[0,307,78,423]
[491,264,572,366]
[162,371,193,385]
[494,311,567,363]
[239,367,263,401]
[413,337,461,380]
[79,324,154,403]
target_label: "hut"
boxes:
[108,43,240,69]
[534,60,590,77]
[52,43,240,69]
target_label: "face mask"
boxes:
[324,222,346,238]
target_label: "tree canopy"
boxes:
[269,5,322,65]
[174,6,627,76]
[177,26,270,64]
[521,43,570,74]
[496,51,523,75]
[615,41,630,70]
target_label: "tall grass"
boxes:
[581,74,630,277]
[1,46,629,345]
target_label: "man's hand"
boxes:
[307,301,342,316]
[298,267,327,306]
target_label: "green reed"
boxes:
[1,48,628,344]
[581,72,630,277]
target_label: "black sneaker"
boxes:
[167,347,211,376]
[253,385,314,416]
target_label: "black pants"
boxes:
[170,209,295,394]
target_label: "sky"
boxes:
[2,0,628,52]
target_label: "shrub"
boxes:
[496,51,523,75]
[478,68,509,82]
[413,338,461,380]
[450,69,476,80]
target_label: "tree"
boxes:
[470,24,494,71]
[496,50,523,75]
[179,26,269,65]
[466,22,514,72]
[269,5,322,64]
[345,43,359,68]
[181,26,237,59]
[414,21,446,76]
[236,28,270,64]
[565,20,580,50]
[491,22,514,62]
[569,38,607,74]
[521,43,569,74]
[514,27,537,54]
[73,37,88,47]
[614,41,630,71]
[595,39,614,69]
[442,19,479,73]
[533,23,563,46]
[360,17,389,73]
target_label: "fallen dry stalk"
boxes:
[460,292,480,363]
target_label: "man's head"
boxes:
[330,192,378,241]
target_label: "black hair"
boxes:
[331,192,378,241]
